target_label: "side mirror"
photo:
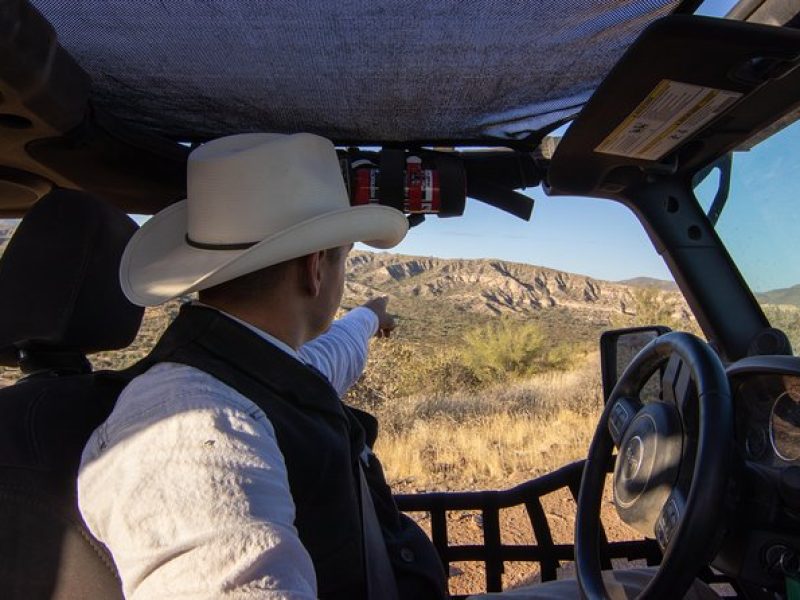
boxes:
[600,326,670,402]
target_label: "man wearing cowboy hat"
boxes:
[78,133,447,599]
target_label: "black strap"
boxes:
[378,149,406,212]
[434,154,466,217]
[359,462,399,600]
[464,178,534,221]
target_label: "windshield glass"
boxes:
[694,119,800,352]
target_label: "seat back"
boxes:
[0,190,143,599]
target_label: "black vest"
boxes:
[131,304,447,600]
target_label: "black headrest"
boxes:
[0,189,144,368]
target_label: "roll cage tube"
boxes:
[619,175,769,362]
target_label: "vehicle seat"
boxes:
[0,189,143,600]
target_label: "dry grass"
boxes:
[365,352,604,491]
[344,319,595,411]
[377,408,598,491]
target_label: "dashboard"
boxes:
[711,356,800,589]
[730,356,800,468]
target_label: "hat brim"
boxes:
[120,200,408,306]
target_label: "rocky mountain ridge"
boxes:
[344,251,690,323]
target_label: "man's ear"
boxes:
[300,250,325,297]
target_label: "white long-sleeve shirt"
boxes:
[78,307,378,600]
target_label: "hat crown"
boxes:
[186,133,349,245]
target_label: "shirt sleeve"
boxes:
[298,306,378,396]
[78,364,318,600]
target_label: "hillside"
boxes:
[758,284,800,308]
[617,276,678,291]
[342,251,692,342]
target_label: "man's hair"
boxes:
[199,246,347,306]
[199,261,291,306]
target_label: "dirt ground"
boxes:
[397,478,643,598]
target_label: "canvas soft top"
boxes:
[27,0,694,145]
[2,0,798,217]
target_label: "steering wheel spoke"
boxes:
[661,354,696,416]
[655,490,686,551]
[660,354,684,404]
[608,397,642,447]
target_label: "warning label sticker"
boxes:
[595,80,742,161]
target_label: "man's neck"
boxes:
[199,300,308,350]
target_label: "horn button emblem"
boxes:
[622,436,644,480]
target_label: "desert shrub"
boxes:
[460,318,545,382]
[345,339,481,412]
[614,287,701,336]
[346,317,595,414]
[459,318,585,383]
[762,304,800,353]
[541,341,594,372]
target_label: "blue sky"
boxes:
[695,0,740,18]
[376,182,673,282]
[707,120,800,292]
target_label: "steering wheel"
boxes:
[575,332,734,599]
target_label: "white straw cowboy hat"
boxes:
[120,133,408,306]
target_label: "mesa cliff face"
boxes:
[345,251,689,323]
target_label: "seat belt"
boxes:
[359,460,399,600]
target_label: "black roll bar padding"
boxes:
[377,149,406,212]
[672,0,705,14]
[407,214,426,228]
[622,176,769,362]
[0,0,189,214]
[429,153,466,217]
[461,152,542,191]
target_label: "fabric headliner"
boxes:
[31,1,681,143]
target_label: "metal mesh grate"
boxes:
[395,460,664,597]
